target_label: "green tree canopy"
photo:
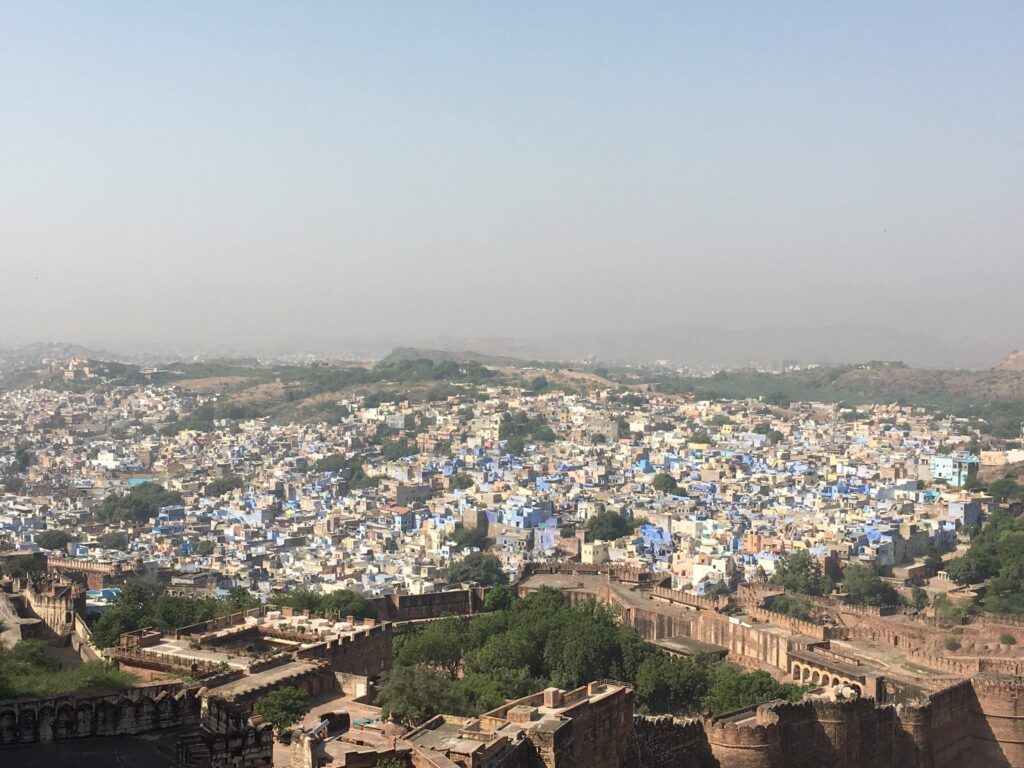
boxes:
[90,580,266,648]
[253,686,310,732]
[192,540,215,556]
[770,550,833,597]
[95,482,183,525]
[911,587,929,611]
[769,594,814,621]
[446,553,508,586]
[584,510,634,543]
[652,473,680,495]
[449,526,491,552]
[273,589,374,620]
[35,530,74,551]
[384,587,807,721]
[499,411,555,444]
[484,585,515,611]
[206,475,243,496]
[701,666,803,715]
[924,546,944,576]
[987,478,1024,503]
[635,651,712,715]
[0,639,136,700]
[378,664,463,728]
[842,565,900,607]
[97,531,129,551]
[450,473,475,491]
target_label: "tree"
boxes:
[499,411,554,444]
[0,553,44,579]
[652,473,680,495]
[97,532,129,551]
[90,580,256,648]
[321,590,373,620]
[842,565,900,607]
[690,430,714,445]
[449,526,490,551]
[278,590,323,614]
[253,686,310,732]
[378,665,461,727]
[702,665,803,716]
[382,439,416,461]
[944,556,983,585]
[314,454,347,473]
[585,510,633,543]
[14,446,32,472]
[988,478,1024,503]
[770,551,833,597]
[396,617,467,678]
[446,553,508,586]
[450,473,475,491]
[924,546,944,576]
[0,639,137,700]
[90,580,163,648]
[95,482,183,525]
[702,581,731,600]
[226,586,260,612]
[769,594,814,621]
[635,652,711,715]
[35,530,74,551]
[206,475,243,496]
[911,587,929,611]
[192,540,216,556]
[485,585,515,612]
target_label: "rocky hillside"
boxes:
[995,351,1024,371]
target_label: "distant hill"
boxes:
[380,346,536,368]
[996,352,1024,371]
[643,362,1024,438]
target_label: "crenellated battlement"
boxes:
[649,585,730,611]
[744,604,838,641]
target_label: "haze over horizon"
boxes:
[2,3,1022,363]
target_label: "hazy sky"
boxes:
[1,2,1022,352]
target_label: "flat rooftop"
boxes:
[655,635,729,657]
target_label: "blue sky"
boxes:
[1,2,1021,351]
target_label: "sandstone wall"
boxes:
[0,682,198,745]
[692,613,790,673]
[627,716,717,768]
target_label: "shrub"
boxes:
[944,637,961,651]
[1000,633,1017,645]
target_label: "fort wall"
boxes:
[0,682,198,745]
[626,716,717,768]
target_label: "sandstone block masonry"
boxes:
[627,677,1024,768]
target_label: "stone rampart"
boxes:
[743,605,836,641]
[22,580,84,635]
[627,716,717,768]
[904,650,980,676]
[72,612,102,662]
[0,682,198,746]
[293,623,393,676]
[648,585,729,612]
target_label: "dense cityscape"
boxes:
[2,352,1024,767]
[5,2,1022,767]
